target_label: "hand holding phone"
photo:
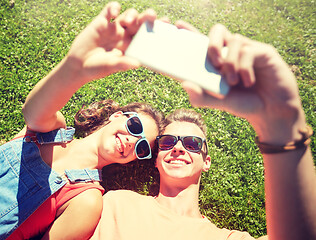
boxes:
[125,20,230,98]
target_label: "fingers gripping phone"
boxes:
[125,20,230,98]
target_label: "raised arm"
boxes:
[180,23,316,240]
[22,2,156,132]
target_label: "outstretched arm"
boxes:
[179,22,316,240]
[22,2,156,132]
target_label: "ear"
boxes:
[202,155,211,172]
[109,111,124,121]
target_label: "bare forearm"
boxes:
[263,140,316,239]
[253,105,316,239]
[196,23,316,240]
[22,56,84,132]
[22,3,156,133]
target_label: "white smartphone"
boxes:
[125,20,230,98]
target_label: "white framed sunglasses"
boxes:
[123,112,152,160]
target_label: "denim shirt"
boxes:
[0,128,102,240]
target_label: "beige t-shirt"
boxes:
[91,190,255,240]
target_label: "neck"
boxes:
[51,132,111,172]
[155,179,203,218]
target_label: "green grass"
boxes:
[1,0,315,238]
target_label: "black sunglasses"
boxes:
[123,112,152,160]
[156,135,208,154]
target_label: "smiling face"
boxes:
[98,112,159,165]
[156,121,211,186]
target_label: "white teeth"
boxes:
[116,137,123,153]
[167,159,189,165]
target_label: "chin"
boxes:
[163,169,191,180]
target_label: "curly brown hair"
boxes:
[74,99,164,139]
[74,100,164,160]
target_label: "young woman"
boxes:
[0,2,161,240]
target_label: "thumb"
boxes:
[181,81,203,105]
[181,81,222,109]
[111,56,141,73]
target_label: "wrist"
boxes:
[60,55,90,87]
[253,106,307,145]
[255,125,312,154]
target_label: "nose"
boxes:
[171,140,185,154]
[125,135,139,148]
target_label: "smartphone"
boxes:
[125,20,230,98]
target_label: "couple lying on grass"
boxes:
[1,2,315,240]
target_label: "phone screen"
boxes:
[125,20,230,98]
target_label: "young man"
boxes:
[91,21,316,240]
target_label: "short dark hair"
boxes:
[161,109,208,156]
[162,109,207,136]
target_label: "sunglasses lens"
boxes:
[157,135,205,153]
[183,136,203,152]
[127,116,143,135]
[158,135,177,150]
[136,139,151,159]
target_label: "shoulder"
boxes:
[63,188,103,215]
[193,220,255,240]
[78,188,103,205]
[104,189,144,200]
[103,190,152,206]
[225,229,256,240]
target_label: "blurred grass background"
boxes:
[0,0,315,238]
